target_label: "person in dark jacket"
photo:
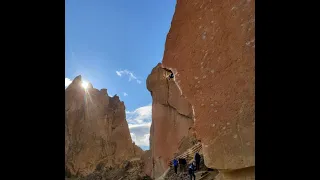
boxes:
[178,158,183,172]
[179,158,187,172]
[195,152,201,170]
[188,162,196,180]
[173,158,178,174]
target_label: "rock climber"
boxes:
[173,157,178,174]
[188,162,196,180]
[168,72,174,79]
[195,152,201,170]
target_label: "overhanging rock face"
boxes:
[65,75,143,176]
[161,0,255,179]
[146,64,197,179]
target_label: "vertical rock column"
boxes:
[146,64,196,179]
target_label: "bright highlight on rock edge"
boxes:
[81,81,89,89]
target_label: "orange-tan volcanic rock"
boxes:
[65,75,143,176]
[146,64,196,178]
[160,0,255,179]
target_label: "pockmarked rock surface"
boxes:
[65,75,143,176]
[161,0,255,179]
[146,64,196,179]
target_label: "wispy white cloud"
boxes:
[116,71,122,76]
[65,78,72,88]
[130,133,150,147]
[128,122,151,129]
[123,92,128,97]
[126,104,152,124]
[126,104,152,149]
[116,70,142,84]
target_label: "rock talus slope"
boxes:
[65,75,143,176]
[146,64,197,178]
[161,0,255,179]
[141,150,152,177]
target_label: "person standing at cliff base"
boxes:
[173,158,178,174]
[188,162,196,180]
[179,158,187,172]
[195,152,201,170]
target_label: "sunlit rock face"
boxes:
[146,64,196,178]
[160,0,255,179]
[65,75,143,176]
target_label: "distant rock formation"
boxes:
[160,0,255,179]
[146,64,197,178]
[65,75,143,176]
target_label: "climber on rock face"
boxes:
[168,72,174,79]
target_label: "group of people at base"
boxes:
[172,152,201,180]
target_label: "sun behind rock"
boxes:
[81,81,89,89]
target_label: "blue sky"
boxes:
[65,0,176,150]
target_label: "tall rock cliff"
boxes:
[65,75,143,176]
[161,0,255,179]
[146,64,197,178]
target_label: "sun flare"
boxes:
[81,81,89,89]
